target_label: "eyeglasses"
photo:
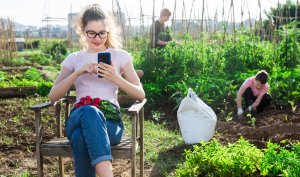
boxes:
[85,30,109,39]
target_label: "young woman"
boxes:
[236,70,272,117]
[48,4,145,177]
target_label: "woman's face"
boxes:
[84,20,108,52]
[254,79,264,90]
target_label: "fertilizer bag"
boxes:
[177,88,217,144]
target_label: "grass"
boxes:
[122,114,186,176]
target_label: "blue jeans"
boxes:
[65,105,124,177]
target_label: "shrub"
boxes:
[36,81,52,96]
[42,41,67,63]
[24,68,42,81]
[260,142,300,176]
[175,138,263,177]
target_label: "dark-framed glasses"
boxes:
[86,30,109,39]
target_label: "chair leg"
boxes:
[131,158,136,177]
[131,114,137,177]
[140,108,144,177]
[139,143,144,177]
[37,154,43,177]
[58,157,65,177]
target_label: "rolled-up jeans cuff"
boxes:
[91,155,113,166]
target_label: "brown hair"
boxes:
[255,70,269,84]
[76,4,121,49]
[160,8,171,17]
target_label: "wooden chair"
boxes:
[31,71,146,177]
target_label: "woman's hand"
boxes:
[75,63,99,76]
[98,62,121,83]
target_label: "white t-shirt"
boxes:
[61,48,132,107]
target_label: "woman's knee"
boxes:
[81,105,105,121]
[262,93,272,105]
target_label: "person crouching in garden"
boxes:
[236,70,272,117]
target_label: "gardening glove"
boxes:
[248,105,253,112]
[237,107,244,116]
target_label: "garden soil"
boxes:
[0,97,299,176]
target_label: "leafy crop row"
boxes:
[0,68,52,96]
[175,138,300,177]
[133,23,300,110]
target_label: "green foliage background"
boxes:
[133,23,300,111]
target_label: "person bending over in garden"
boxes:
[150,8,180,48]
[48,4,145,177]
[236,70,272,117]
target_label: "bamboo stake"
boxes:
[124,7,132,50]
[182,0,186,34]
[296,0,298,19]
[258,0,263,40]
[222,0,226,42]
[8,18,16,64]
[187,0,195,33]
[201,0,205,33]
[231,0,236,39]
[241,0,244,27]
[0,18,3,60]
[139,0,144,36]
[151,0,155,49]
[214,9,218,35]
[171,0,176,34]
[294,0,298,64]
[2,19,8,64]
[245,0,252,32]
[205,0,211,32]
[115,0,127,46]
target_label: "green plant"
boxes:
[42,41,67,62]
[0,135,14,146]
[260,142,300,176]
[36,81,52,96]
[0,71,6,83]
[11,57,28,66]
[151,110,165,122]
[288,100,297,113]
[24,68,42,81]
[175,137,263,177]
[225,111,233,122]
[15,170,31,177]
[247,114,256,127]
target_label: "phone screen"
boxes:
[98,52,111,78]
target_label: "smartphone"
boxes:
[98,52,111,78]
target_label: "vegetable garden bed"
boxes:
[0,86,36,98]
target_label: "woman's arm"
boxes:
[252,93,264,108]
[49,63,99,103]
[236,83,247,108]
[121,62,145,101]
[48,67,78,103]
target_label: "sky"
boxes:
[0,0,296,27]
